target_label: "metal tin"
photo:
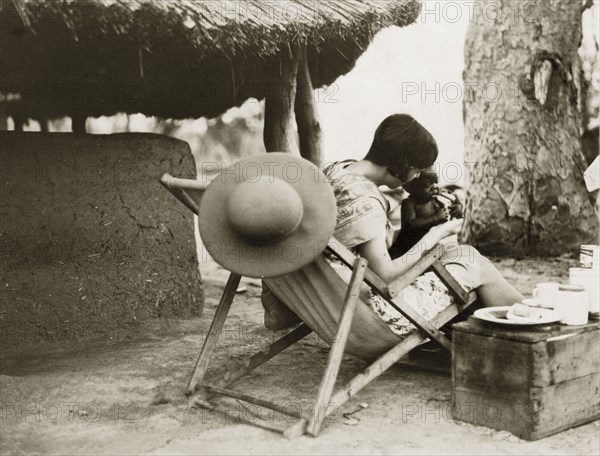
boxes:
[580,245,599,269]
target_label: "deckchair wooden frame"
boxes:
[160,172,477,438]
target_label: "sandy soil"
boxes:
[1,255,599,455]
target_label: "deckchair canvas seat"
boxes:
[265,256,402,360]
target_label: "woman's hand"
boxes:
[428,218,463,243]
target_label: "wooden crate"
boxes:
[452,319,600,440]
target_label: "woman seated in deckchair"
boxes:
[317,114,523,334]
[264,114,524,335]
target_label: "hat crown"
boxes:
[226,176,304,245]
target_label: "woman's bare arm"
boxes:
[357,219,463,283]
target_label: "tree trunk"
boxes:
[461,0,598,256]
[295,45,323,166]
[263,46,300,153]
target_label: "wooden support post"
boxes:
[263,46,301,153]
[38,117,49,133]
[295,45,323,166]
[12,114,26,132]
[0,103,8,131]
[71,115,87,133]
[186,272,241,395]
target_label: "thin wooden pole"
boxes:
[295,45,323,166]
[186,272,241,395]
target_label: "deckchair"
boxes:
[160,172,477,438]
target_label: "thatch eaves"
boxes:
[1,0,421,120]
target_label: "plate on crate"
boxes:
[473,306,562,326]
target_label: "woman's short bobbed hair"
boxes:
[365,114,438,182]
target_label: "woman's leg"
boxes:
[476,262,524,307]
[441,242,524,307]
[472,249,524,307]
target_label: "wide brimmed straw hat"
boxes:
[199,153,337,278]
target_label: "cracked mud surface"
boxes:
[0,132,204,347]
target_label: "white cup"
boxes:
[554,285,589,325]
[569,267,600,315]
[532,282,560,309]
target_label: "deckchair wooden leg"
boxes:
[203,384,303,418]
[285,331,428,439]
[195,399,288,434]
[303,258,368,437]
[218,323,313,388]
[186,272,241,395]
[328,332,425,414]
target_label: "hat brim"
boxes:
[199,153,337,278]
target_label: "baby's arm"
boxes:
[401,198,448,230]
[445,191,464,218]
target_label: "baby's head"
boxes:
[403,167,439,200]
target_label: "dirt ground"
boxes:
[1,255,599,455]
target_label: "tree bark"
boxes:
[295,45,323,166]
[263,46,301,153]
[461,0,598,256]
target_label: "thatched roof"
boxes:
[1,0,420,120]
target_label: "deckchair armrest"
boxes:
[326,238,473,308]
[159,173,209,216]
[325,238,390,298]
[386,245,446,297]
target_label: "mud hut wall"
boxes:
[0,132,203,347]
